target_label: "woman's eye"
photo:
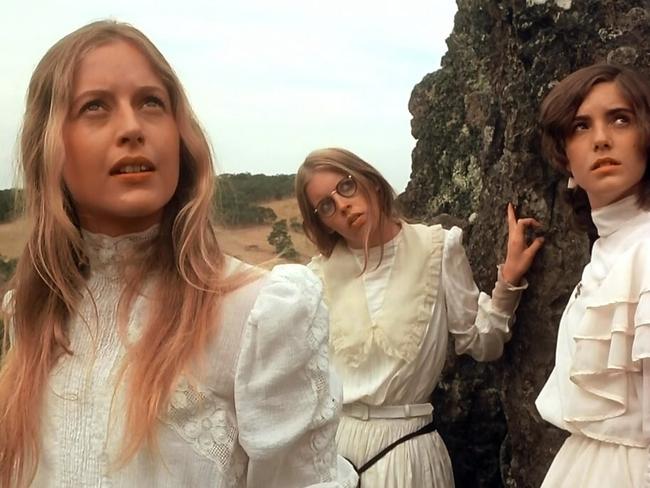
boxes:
[571,121,588,133]
[339,179,355,195]
[143,95,165,109]
[613,115,630,126]
[80,100,104,113]
[318,199,335,215]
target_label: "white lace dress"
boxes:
[309,224,526,488]
[27,228,357,488]
[536,196,650,488]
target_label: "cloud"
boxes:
[0,0,455,192]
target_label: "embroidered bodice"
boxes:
[26,228,357,487]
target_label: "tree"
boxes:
[267,220,299,260]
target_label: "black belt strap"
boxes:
[346,418,437,487]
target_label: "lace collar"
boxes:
[592,195,645,238]
[81,225,159,275]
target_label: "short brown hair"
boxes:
[540,63,650,228]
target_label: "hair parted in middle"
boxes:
[539,63,650,230]
[0,19,251,486]
[295,147,401,259]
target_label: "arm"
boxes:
[235,264,357,488]
[444,226,526,361]
[446,204,542,361]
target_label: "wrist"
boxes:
[500,264,521,286]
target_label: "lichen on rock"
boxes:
[401,1,650,486]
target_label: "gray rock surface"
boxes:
[400,1,650,486]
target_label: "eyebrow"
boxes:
[71,85,168,105]
[574,106,635,119]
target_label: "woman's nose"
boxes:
[116,107,145,146]
[332,193,351,213]
[592,123,611,151]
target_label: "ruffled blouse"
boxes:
[536,195,650,447]
[25,228,357,487]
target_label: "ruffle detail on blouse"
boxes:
[323,224,444,368]
[567,242,650,424]
[362,228,443,367]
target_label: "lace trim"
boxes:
[304,279,339,482]
[82,225,159,276]
[163,378,246,487]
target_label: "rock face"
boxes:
[401,1,650,486]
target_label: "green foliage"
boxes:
[0,257,16,284]
[267,220,299,260]
[289,217,303,232]
[215,173,295,226]
[0,189,20,223]
[219,173,295,202]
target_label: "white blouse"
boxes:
[310,225,526,406]
[24,229,357,488]
[536,195,650,448]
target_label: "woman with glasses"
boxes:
[295,147,543,487]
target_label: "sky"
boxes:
[1,0,457,193]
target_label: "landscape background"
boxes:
[3,1,650,487]
[0,174,311,277]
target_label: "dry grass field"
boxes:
[0,197,317,266]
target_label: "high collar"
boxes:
[591,195,645,238]
[81,225,159,276]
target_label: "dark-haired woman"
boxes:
[536,63,650,487]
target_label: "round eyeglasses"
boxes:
[313,175,357,218]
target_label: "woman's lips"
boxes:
[348,213,365,227]
[110,155,155,176]
[590,157,621,171]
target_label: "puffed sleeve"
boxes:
[443,226,527,361]
[235,264,358,488]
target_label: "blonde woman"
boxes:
[295,148,543,487]
[0,21,357,488]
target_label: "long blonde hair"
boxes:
[0,20,243,486]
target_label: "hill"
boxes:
[0,197,316,266]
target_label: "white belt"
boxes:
[342,402,433,421]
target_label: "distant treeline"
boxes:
[216,173,295,226]
[0,174,295,227]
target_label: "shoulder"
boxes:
[307,254,326,275]
[248,264,323,329]
[593,238,650,306]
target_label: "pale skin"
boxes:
[564,81,647,209]
[62,40,180,237]
[306,170,543,285]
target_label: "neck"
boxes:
[77,211,163,237]
[347,219,401,249]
